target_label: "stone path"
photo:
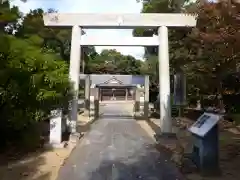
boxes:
[57,102,184,180]
[99,101,134,117]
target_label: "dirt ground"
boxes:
[1,109,239,180]
[137,116,240,180]
[0,112,92,180]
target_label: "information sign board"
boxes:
[189,112,221,137]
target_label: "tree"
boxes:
[185,1,240,109]
[133,0,195,96]
[0,1,73,149]
[85,49,143,75]
[134,0,240,110]
[0,0,20,31]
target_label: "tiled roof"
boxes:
[90,74,145,85]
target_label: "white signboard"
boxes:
[188,112,222,137]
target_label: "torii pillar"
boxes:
[158,26,172,134]
[69,25,82,134]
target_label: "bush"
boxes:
[0,35,73,150]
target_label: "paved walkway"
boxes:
[99,101,134,117]
[57,102,184,180]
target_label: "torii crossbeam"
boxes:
[80,36,159,46]
[43,13,196,28]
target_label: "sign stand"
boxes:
[188,113,221,176]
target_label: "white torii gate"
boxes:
[43,13,196,136]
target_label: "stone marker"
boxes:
[49,109,64,148]
[90,95,95,121]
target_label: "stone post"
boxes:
[139,93,144,117]
[89,91,95,121]
[84,75,90,115]
[196,100,201,110]
[135,87,140,113]
[94,88,99,119]
[49,109,64,148]
[158,26,172,134]
[69,25,82,133]
[89,86,99,121]
[125,88,128,101]
[144,75,149,119]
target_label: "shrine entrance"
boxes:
[96,76,135,101]
[43,12,198,180]
[87,74,147,118]
[99,87,134,101]
[43,13,196,134]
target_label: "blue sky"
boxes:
[11,0,145,59]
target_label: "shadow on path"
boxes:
[86,150,184,180]
[0,149,51,180]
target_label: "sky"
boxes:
[11,0,145,60]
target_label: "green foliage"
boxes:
[0,2,73,149]
[0,1,21,31]
[135,0,240,110]
[85,49,143,75]
[0,1,145,150]
[133,0,195,94]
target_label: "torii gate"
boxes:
[43,13,196,136]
